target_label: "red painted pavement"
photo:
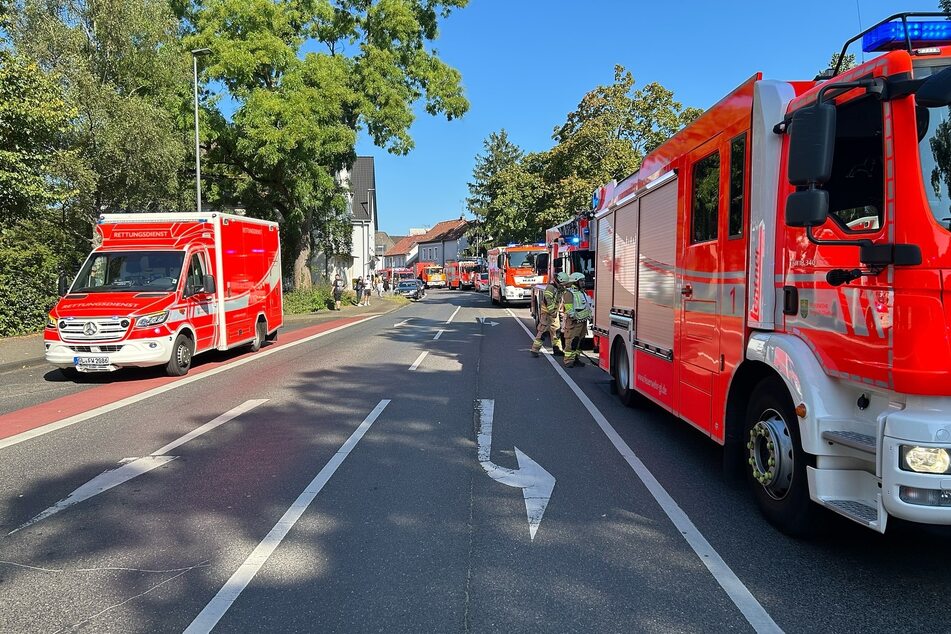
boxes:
[0,315,367,442]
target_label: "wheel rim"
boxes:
[177,341,192,368]
[748,409,795,500]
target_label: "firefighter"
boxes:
[531,272,567,357]
[561,272,592,368]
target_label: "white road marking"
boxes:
[445,306,461,324]
[408,352,428,371]
[433,330,446,340]
[9,456,177,534]
[476,399,555,541]
[151,399,267,456]
[394,319,412,328]
[0,315,382,452]
[184,399,391,634]
[506,309,782,634]
[477,317,499,326]
[8,400,269,534]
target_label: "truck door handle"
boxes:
[681,285,693,297]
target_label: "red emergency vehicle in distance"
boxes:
[45,212,282,378]
[446,258,485,290]
[414,261,447,288]
[487,245,546,305]
[531,213,596,326]
[389,267,415,286]
[590,13,951,536]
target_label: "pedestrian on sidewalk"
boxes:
[363,277,373,307]
[383,276,390,294]
[355,276,366,306]
[376,274,384,298]
[561,272,592,368]
[333,274,346,310]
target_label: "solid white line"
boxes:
[506,309,782,634]
[433,330,445,340]
[151,399,268,456]
[0,315,382,452]
[408,352,428,371]
[184,399,391,634]
[445,306,461,324]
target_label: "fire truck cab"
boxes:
[592,13,951,535]
[487,245,547,305]
[531,214,596,333]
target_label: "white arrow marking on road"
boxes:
[9,399,268,535]
[477,317,499,326]
[476,399,555,541]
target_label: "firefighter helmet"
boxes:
[556,272,570,284]
[569,272,585,284]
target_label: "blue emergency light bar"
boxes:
[863,20,951,52]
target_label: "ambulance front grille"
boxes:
[68,345,124,353]
[59,318,127,342]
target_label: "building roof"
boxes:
[350,157,377,229]
[383,219,468,257]
[384,234,420,257]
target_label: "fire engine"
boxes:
[590,13,951,535]
[531,213,596,342]
[446,258,486,290]
[414,261,447,288]
[487,245,547,305]
[45,212,282,377]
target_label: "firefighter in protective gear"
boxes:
[561,272,592,367]
[531,272,567,357]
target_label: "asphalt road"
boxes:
[1,290,949,633]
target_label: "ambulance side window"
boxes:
[691,150,721,244]
[186,253,205,294]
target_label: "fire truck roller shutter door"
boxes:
[637,178,677,354]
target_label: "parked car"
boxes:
[474,272,490,292]
[395,279,426,300]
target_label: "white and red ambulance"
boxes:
[45,212,283,377]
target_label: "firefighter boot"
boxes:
[530,338,542,357]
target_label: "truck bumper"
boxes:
[46,335,174,372]
[503,286,532,302]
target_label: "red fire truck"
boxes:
[531,214,596,340]
[414,261,447,288]
[591,13,951,535]
[487,245,546,305]
[45,212,283,377]
[446,258,485,290]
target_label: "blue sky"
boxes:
[364,0,943,235]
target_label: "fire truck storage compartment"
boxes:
[613,199,638,314]
[594,213,615,332]
[636,178,677,354]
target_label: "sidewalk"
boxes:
[0,295,408,374]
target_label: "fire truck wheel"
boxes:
[744,377,821,536]
[166,333,194,377]
[612,343,638,407]
[250,320,266,352]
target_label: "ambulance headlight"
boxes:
[901,446,951,474]
[135,311,169,328]
[46,313,57,329]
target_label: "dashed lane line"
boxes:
[408,352,429,371]
[445,306,461,324]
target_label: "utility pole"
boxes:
[190,48,211,214]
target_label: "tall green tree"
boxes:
[14,0,192,234]
[188,0,469,287]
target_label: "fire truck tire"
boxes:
[250,320,266,352]
[744,376,822,536]
[612,342,639,407]
[166,333,194,377]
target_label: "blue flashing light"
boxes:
[863,20,951,53]
[569,236,581,245]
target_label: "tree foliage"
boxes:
[188,0,469,286]
[468,65,701,247]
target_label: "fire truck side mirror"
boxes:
[916,66,951,108]
[785,189,829,228]
[57,273,68,297]
[787,102,836,187]
[203,274,216,295]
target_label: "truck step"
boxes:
[821,430,876,454]
[825,499,879,526]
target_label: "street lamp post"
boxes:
[190,48,211,214]
[366,188,375,279]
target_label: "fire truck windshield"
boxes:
[426,266,443,275]
[72,251,185,293]
[916,64,951,230]
[506,251,542,268]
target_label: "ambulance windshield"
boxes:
[917,64,951,230]
[72,251,185,293]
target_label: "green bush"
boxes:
[283,284,355,314]
[0,233,60,336]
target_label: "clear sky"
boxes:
[364,0,943,235]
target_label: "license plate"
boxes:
[74,356,109,366]
[523,277,540,284]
